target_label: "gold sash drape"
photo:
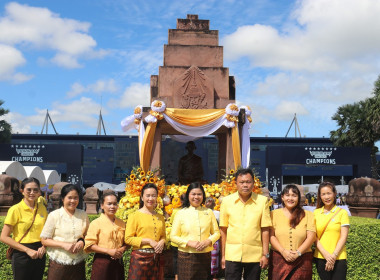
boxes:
[140,108,241,172]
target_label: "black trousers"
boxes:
[12,242,46,280]
[315,258,347,280]
[225,261,261,280]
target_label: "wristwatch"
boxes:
[264,253,270,259]
[296,250,302,257]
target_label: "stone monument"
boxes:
[0,175,21,215]
[84,186,99,214]
[346,177,380,218]
[49,182,68,210]
[147,14,238,178]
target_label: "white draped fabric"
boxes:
[241,117,251,168]
[121,102,252,170]
[163,114,229,137]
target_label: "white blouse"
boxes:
[40,207,89,265]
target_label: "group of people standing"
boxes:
[1,169,349,280]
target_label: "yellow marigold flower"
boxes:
[134,107,142,114]
[140,171,145,176]
[230,169,235,174]
[130,174,136,180]
[149,177,155,183]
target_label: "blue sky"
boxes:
[1,0,380,138]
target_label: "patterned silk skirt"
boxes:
[128,250,164,280]
[268,250,313,280]
[178,251,211,280]
[211,240,220,275]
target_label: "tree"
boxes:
[330,76,380,178]
[0,100,12,143]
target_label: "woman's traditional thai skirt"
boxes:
[211,240,220,275]
[90,253,124,280]
[178,251,211,280]
[128,249,164,280]
[268,250,313,280]
[46,259,85,280]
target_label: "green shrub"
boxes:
[0,215,379,279]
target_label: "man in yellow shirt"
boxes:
[220,168,272,280]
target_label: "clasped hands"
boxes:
[187,239,212,251]
[281,249,299,262]
[324,253,337,271]
[149,239,165,254]
[26,246,46,259]
[62,240,84,254]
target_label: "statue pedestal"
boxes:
[349,206,379,218]
[0,206,10,216]
[85,201,98,214]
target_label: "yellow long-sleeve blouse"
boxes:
[170,206,220,253]
[124,210,166,250]
[84,213,125,253]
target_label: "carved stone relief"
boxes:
[173,65,214,109]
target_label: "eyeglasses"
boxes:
[25,188,40,194]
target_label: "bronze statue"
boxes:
[178,141,204,184]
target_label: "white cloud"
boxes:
[108,83,150,108]
[0,1,107,77]
[223,0,380,72]
[1,112,32,134]
[66,79,118,98]
[5,97,104,134]
[0,44,33,82]
[255,72,310,97]
[273,101,309,120]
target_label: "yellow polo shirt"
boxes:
[4,199,47,243]
[170,206,220,253]
[314,206,349,260]
[220,192,272,263]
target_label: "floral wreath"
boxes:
[133,105,143,125]
[145,100,166,123]
[225,103,239,128]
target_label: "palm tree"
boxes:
[0,100,12,143]
[330,76,380,178]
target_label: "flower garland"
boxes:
[145,100,166,123]
[224,103,239,128]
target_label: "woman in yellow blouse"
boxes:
[125,183,166,280]
[170,182,220,280]
[40,184,89,280]
[314,182,349,280]
[0,177,47,280]
[269,184,316,280]
[84,191,126,280]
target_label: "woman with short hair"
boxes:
[171,182,220,280]
[0,177,47,280]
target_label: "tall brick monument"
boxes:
[147,15,239,178]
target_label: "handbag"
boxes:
[6,204,39,260]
